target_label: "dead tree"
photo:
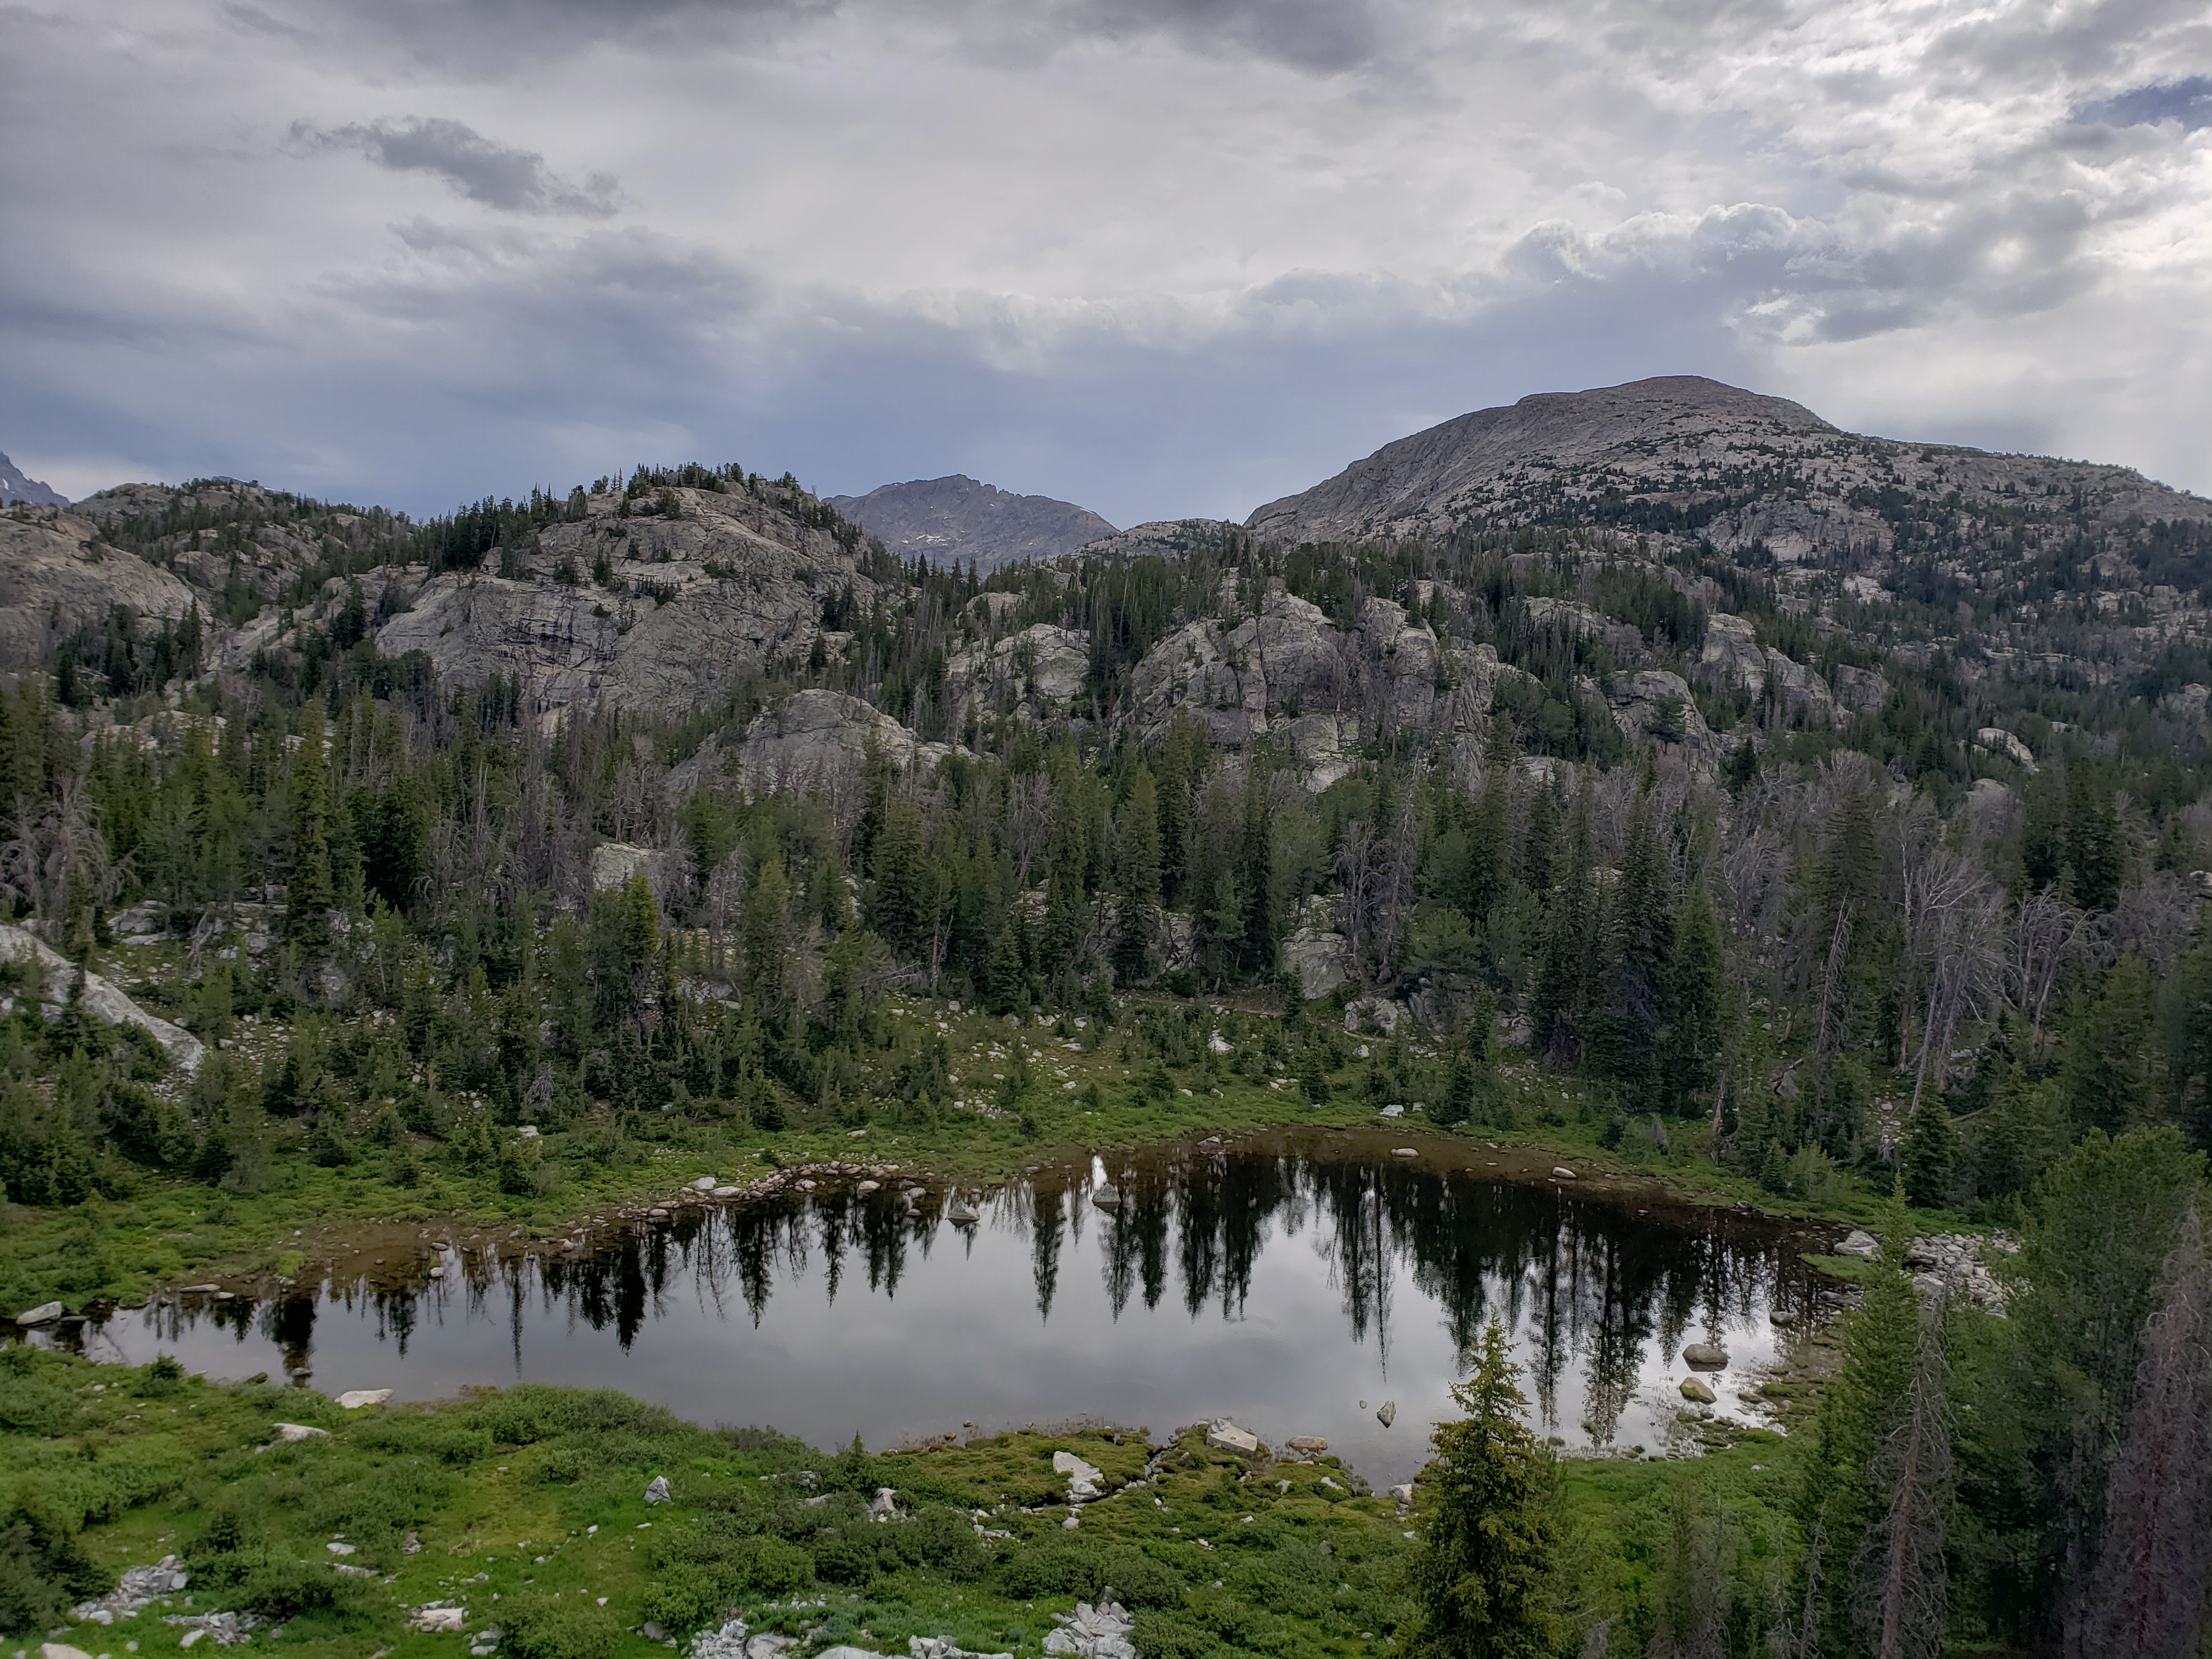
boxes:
[2079,1206,2212,1659]
[1853,1302,1954,1659]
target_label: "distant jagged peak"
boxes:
[0,451,67,510]
[830,473,1115,573]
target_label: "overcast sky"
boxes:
[4,0,2208,524]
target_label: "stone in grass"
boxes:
[1053,1451,1105,1501]
[1284,1436,1328,1453]
[1835,1229,1880,1259]
[335,1389,392,1409]
[273,1423,329,1443]
[1205,1419,1261,1455]
[644,1475,673,1504]
[1679,1376,1717,1403]
[14,1300,64,1325]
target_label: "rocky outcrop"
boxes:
[735,690,965,794]
[944,623,1091,727]
[0,924,203,1070]
[829,476,1116,574]
[1122,581,1521,778]
[1699,613,1836,725]
[0,512,199,671]
[375,487,873,716]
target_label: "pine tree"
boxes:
[1660,881,1726,1115]
[868,794,929,957]
[284,715,334,956]
[2062,769,2121,912]
[1404,1321,1558,1659]
[1797,1206,1923,1652]
[742,853,792,1014]
[1237,763,1274,979]
[1852,1301,1954,1659]
[1114,766,1162,988]
[2080,1206,2212,1659]
[2060,955,2161,1137]
[1532,789,1595,1066]
[1900,1100,1958,1208]
[1595,795,1671,1103]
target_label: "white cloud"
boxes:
[0,0,2207,522]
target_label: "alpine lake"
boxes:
[55,1127,1846,1482]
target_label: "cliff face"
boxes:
[377,486,875,716]
[1246,375,2211,562]
[830,475,1115,573]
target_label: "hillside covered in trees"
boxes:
[4,376,2212,1655]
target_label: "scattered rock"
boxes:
[644,1475,673,1505]
[1375,1401,1396,1427]
[946,1197,979,1226]
[1043,1599,1137,1659]
[912,1637,1015,1659]
[1387,1483,1413,1506]
[1835,1230,1880,1260]
[1284,1436,1328,1453]
[1205,1419,1261,1455]
[13,1300,64,1325]
[1551,1166,1577,1181]
[1053,1451,1106,1502]
[41,1645,95,1659]
[690,1620,750,1659]
[272,1423,329,1443]
[165,1610,263,1647]
[335,1389,391,1409]
[325,1541,357,1555]
[1682,1342,1729,1371]
[1679,1377,1717,1404]
[410,1604,468,1632]
[866,1486,902,1521]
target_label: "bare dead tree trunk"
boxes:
[2080,1206,2212,1659]
[1853,1305,1954,1659]
[1815,901,1853,1055]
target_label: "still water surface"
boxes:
[84,1130,1838,1481]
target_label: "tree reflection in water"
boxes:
[113,1134,1822,1455]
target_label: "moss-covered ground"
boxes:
[2,1345,1805,1657]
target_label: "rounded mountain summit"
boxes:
[828,475,1116,575]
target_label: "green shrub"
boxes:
[501,1591,622,1659]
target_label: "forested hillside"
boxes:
[5,379,2212,1655]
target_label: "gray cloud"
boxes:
[293,117,623,215]
[2074,77,2212,132]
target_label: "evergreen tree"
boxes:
[1900,1101,1958,1208]
[2059,955,2161,1136]
[1660,881,1726,1115]
[1531,789,1595,1066]
[284,715,334,957]
[1594,795,1671,1103]
[1404,1321,1557,1659]
[1237,763,1274,979]
[2062,769,2121,912]
[1797,1206,1923,1656]
[2079,1206,2212,1659]
[1114,766,1162,988]
[868,794,929,957]
[742,853,793,1014]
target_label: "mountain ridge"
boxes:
[1245,374,2210,554]
[830,474,1115,573]
[0,450,67,509]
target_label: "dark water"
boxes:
[70,1130,1840,1481]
